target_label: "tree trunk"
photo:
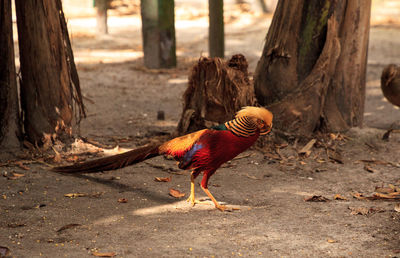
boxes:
[141,0,176,69]
[15,0,85,146]
[254,0,371,137]
[209,0,224,58]
[0,0,20,151]
[95,0,108,35]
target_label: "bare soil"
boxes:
[1,2,400,257]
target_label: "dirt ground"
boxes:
[1,1,400,257]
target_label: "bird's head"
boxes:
[236,106,273,135]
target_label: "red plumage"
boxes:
[187,130,259,189]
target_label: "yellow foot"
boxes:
[186,196,212,207]
[186,194,196,206]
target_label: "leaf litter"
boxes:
[154,176,171,182]
[349,206,385,216]
[352,183,400,201]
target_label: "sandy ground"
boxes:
[1,1,400,257]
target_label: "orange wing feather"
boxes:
[158,129,207,157]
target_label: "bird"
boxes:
[52,106,273,211]
[381,64,400,108]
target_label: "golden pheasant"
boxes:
[52,106,273,211]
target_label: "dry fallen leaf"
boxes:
[15,161,30,170]
[334,194,347,201]
[8,172,25,180]
[245,173,258,180]
[373,192,400,199]
[64,193,88,198]
[359,159,397,167]
[352,192,366,200]
[389,184,400,192]
[56,223,81,233]
[118,198,128,203]
[352,191,400,201]
[304,195,330,202]
[92,251,116,257]
[264,152,281,161]
[328,150,343,164]
[349,206,384,215]
[363,164,377,173]
[154,176,171,182]
[375,186,395,194]
[169,188,185,198]
[349,207,370,215]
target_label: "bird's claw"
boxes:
[216,204,229,212]
[186,195,196,206]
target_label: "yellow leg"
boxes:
[186,173,212,207]
[186,173,196,206]
[200,186,232,212]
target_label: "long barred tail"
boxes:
[51,144,161,173]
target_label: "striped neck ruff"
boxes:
[224,116,258,137]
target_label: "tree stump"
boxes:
[177,54,256,135]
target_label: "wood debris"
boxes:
[154,176,171,182]
[298,139,316,157]
[304,195,330,202]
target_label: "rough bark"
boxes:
[209,0,224,58]
[177,54,256,135]
[254,0,371,137]
[141,0,176,69]
[0,0,20,151]
[15,0,85,146]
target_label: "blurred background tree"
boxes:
[0,0,20,153]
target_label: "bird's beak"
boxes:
[260,124,272,135]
